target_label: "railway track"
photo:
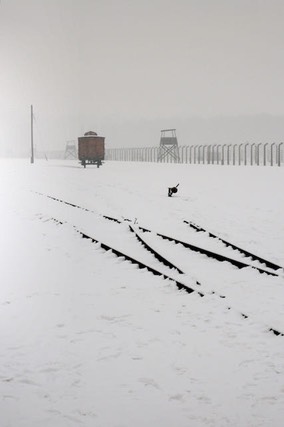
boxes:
[35,191,283,276]
[184,220,283,272]
[35,192,284,337]
[34,192,283,281]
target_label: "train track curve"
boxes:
[35,192,284,337]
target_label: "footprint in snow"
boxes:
[138,378,160,389]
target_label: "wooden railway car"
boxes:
[78,131,105,168]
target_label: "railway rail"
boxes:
[35,191,283,276]
[184,220,282,272]
[35,191,284,337]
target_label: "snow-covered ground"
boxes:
[1,158,284,427]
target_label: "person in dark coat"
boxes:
[168,184,179,197]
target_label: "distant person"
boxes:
[168,184,179,197]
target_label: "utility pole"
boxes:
[31,104,34,163]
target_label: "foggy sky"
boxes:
[1,0,284,155]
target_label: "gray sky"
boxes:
[1,0,284,155]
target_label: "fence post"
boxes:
[256,143,262,166]
[278,142,283,167]
[263,143,269,166]
[185,146,188,163]
[271,143,276,166]
[180,146,184,163]
[189,146,193,164]
[239,144,243,165]
[211,145,215,164]
[216,145,221,165]
[206,145,211,164]
[251,143,255,166]
[203,146,206,164]
[244,143,249,166]
[222,144,226,165]
[155,147,158,162]
[194,145,198,164]
[227,144,232,165]
[233,144,238,165]
[197,145,202,164]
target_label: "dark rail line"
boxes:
[35,191,280,277]
[78,227,283,337]
[45,216,283,338]
[137,227,278,277]
[34,193,284,337]
[45,216,196,295]
[184,220,283,272]
[78,228,198,296]
[127,225,284,334]
[128,224,184,275]
[35,192,280,277]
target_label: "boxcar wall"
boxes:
[78,136,105,168]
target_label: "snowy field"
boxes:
[1,158,284,427]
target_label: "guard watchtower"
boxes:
[157,129,180,162]
[64,141,77,159]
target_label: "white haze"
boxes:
[1,0,284,155]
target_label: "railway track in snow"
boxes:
[36,191,283,276]
[35,191,284,337]
[183,220,282,273]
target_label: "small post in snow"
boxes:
[168,184,179,197]
[30,104,34,164]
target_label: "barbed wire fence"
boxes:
[105,142,284,166]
